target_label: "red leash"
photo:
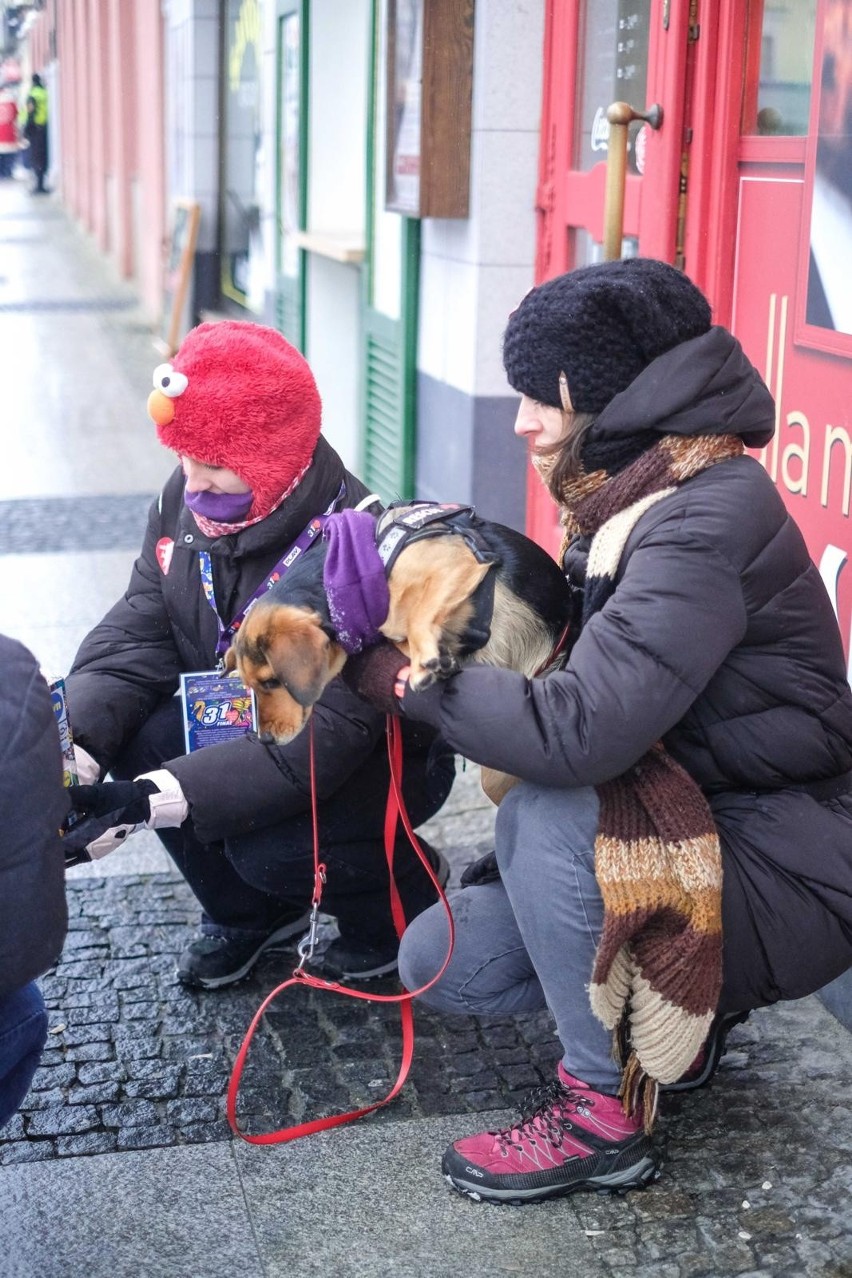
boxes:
[226,715,455,1144]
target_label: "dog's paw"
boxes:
[408,667,437,692]
[422,650,460,678]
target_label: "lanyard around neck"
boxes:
[198,483,345,665]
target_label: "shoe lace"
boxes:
[494,1080,591,1152]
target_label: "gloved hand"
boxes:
[61,769,188,868]
[73,744,102,785]
[340,642,410,714]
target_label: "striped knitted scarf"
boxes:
[549,431,743,1129]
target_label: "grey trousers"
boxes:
[398,782,622,1093]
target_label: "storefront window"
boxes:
[574,1,651,174]
[572,1,649,264]
[746,0,818,135]
[278,13,301,282]
[221,0,263,308]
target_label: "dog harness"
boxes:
[374,501,500,658]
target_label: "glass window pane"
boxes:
[575,1,651,173]
[749,1,818,135]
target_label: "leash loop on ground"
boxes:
[227,713,455,1145]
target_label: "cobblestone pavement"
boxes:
[2,866,851,1277]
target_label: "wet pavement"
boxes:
[0,176,850,1278]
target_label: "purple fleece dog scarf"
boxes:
[322,509,390,653]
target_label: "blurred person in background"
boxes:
[0,82,19,179]
[21,73,48,194]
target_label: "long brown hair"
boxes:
[537,410,597,505]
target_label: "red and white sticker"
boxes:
[634,124,648,175]
[155,537,174,575]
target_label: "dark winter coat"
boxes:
[0,635,68,1001]
[66,437,437,845]
[400,330,852,1013]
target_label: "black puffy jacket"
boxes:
[0,636,68,1000]
[401,330,852,1012]
[66,437,437,845]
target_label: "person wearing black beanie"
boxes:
[502,257,712,414]
[345,256,852,1205]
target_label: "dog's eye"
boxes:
[259,678,281,692]
[152,362,189,398]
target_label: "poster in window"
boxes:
[386,0,423,215]
[798,0,852,354]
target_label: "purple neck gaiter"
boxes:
[323,510,390,653]
[184,486,254,522]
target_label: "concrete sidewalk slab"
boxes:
[0,1114,606,1278]
[0,1142,264,1278]
[232,1112,605,1278]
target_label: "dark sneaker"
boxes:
[177,910,311,990]
[661,1011,750,1093]
[320,936,400,980]
[319,845,450,981]
[441,1064,661,1205]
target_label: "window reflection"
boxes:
[575,1,651,172]
[748,0,817,136]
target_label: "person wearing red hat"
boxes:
[61,321,454,988]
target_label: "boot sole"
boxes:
[661,1010,750,1093]
[321,957,399,981]
[443,1154,661,1205]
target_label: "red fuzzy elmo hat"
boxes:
[147,321,322,520]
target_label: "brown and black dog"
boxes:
[225,503,573,797]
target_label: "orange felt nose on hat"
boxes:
[147,388,175,427]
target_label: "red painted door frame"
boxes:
[528,0,698,552]
[532,0,852,670]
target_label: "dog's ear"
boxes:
[262,609,347,708]
[222,646,237,673]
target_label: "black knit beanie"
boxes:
[502,258,712,414]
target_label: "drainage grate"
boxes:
[0,297,139,313]
[0,493,157,553]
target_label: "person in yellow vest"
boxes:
[22,74,47,194]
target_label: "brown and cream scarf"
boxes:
[542,430,744,1129]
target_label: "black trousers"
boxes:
[112,698,455,946]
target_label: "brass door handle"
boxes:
[602,102,663,260]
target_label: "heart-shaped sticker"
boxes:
[155,537,175,575]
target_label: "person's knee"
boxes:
[495,782,598,879]
[398,904,452,1003]
[110,697,184,780]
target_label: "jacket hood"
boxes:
[587,327,776,450]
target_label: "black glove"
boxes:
[61,779,159,868]
[460,849,500,888]
[340,642,410,714]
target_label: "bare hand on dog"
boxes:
[340,642,410,714]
